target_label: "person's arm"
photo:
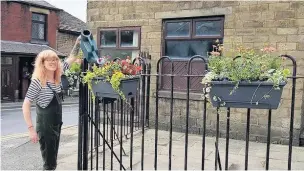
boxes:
[22,99,34,129]
[65,36,81,67]
[22,79,41,143]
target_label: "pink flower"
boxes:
[210,51,220,56]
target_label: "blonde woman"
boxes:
[22,37,81,170]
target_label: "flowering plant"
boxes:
[82,56,142,100]
[64,50,83,89]
[202,42,291,101]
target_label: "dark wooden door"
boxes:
[1,66,14,100]
[161,59,207,92]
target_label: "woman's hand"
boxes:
[75,35,81,45]
[28,127,38,143]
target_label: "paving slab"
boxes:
[2,125,304,170]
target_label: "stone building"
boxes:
[57,10,87,56]
[86,1,304,145]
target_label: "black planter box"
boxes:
[208,81,287,109]
[91,76,140,99]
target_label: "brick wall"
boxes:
[56,31,79,56]
[1,1,58,49]
[87,1,304,145]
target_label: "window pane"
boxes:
[165,40,221,58]
[32,23,45,40]
[195,20,222,36]
[120,30,139,48]
[101,30,117,47]
[166,21,190,37]
[38,23,45,39]
[32,13,45,22]
[100,49,139,60]
[1,57,13,65]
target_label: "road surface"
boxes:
[1,104,79,136]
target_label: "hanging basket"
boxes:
[208,81,287,109]
[91,76,140,99]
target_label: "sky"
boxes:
[44,0,87,22]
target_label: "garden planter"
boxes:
[91,76,140,99]
[208,81,287,109]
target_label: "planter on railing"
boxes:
[208,81,287,109]
[91,76,140,99]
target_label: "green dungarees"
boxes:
[36,83,63,170]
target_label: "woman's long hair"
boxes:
[32,50,63,87]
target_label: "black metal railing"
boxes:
[77,53,302,170]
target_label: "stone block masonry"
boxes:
[87,0,304,145]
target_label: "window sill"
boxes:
[152,90,204,101]
[30,40,49,45]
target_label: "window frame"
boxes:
[97,26,141,50]
[160,16,225,92]
[31,12,47,41]
[162,16,224,59]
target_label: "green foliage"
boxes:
[202,44,290,88]
[82,58,141,101]
[69,63,81,73]
[202,43,291,104]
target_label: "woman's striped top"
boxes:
[25,61,70,108]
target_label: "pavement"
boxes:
[2,125,304,170]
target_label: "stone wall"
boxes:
[87,1,304,145]
[56,31,79,56]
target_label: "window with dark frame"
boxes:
[98,27,141,60]
[31,13,46,41]
[163,16,224,59]
[161,16,225,92]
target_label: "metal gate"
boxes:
[77,53,302,170]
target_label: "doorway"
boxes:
[18,57,34,99]
[1,57,14,101]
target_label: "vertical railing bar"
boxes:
[145,54,151,127]
[216,142,223,170]
[225,107,230,170]
[110,101,114,170]
[120,98,124,170]
[284,55,296,170]
[168,60,174,171]
[245,108,251,170]
[184,60,191,170]
[141,60,146,171]
[115,100,117,141]
[215,107,220,170]
[130,97,135,170]
[114,101,117,141]
[137,73,141,131]
[154,59,161,170]
[102,102,106,171]
[127,99,129,137]
[83,61,89,170]
[90,93,93,170]
[266,109,272,170]
[124,99,126,137]
[95,98,99,170]
[77,84,83,170]
[202,93,207,170]
[107,102,109,141]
